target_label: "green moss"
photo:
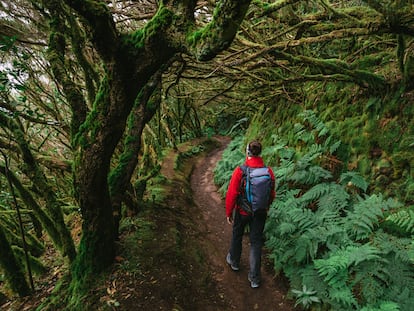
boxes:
[187,28,204,47]
[357,157,372,176]
[377,118,402,153]
[73,76,110,148]
[126,6,174,49]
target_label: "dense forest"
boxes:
[1,0,413,310]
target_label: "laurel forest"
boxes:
[1,0,413,310]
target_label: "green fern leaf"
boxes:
[386,209,414,234]
[314,252,349,283]
[359,301,400,311]
[290,165,332,185]
[348,243,382,266]
[340,171,369,192]
[329,140,341,154]
[317,184,350,212]
[346,195,385,240]
[278,222,297,235]
[329,284,358,308]
[299,183,332,203]
[352,261,388,305]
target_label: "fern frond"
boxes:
[274,159,295,181]
[278,222,297,235]
[300,183,349,209]
[299,265,329,300]
[328,139,341,154]
[386,209,414,234]
[352,260,388,305]
[314,252,349,283]
[346,194,385,240]
[290,165,333,185]
[373,230,413,264]
[348,243,382,266]
[299,183,332,203]
[294,234,319,264]
[329,283,358,308]
[289,208,316,231]
[387,286,414,311]
[317,184,350,212]
[385,256,414,293]
[340,171,369,192]
[359,301,400,311]
[299,110,329,138]
[314,244,381,284]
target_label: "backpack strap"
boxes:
[238,165,254,214]
[238,165,247,193]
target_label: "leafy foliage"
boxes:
[386,209,414,234]
[215,111,414,310]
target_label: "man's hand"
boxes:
[226,216,233,225]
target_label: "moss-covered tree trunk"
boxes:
[0,226,30,297]
[56,0,253,299]
[109,71,162,237]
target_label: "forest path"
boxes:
[190,136,296,311]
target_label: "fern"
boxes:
[219,111,414,311]
[345,194,387,240]
[386,209,414,234]
[315,244,381,296]
[316,183,350,212]
[340,171,369,192]
[359,301,400,311]
[300,182,349,206]
[289,165,333,185]
[353,261,388,305]
[328,139,341,154]
[273,159,295,183]
[299,110,330,138]
[329,283,358,308]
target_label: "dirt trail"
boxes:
[190,137,296,311]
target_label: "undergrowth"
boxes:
[214,110,414,311]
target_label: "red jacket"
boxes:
[225,156,276,217]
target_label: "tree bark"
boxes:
[0,226,31,297]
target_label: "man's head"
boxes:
[246,140,262,157]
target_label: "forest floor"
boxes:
[1,136,299,311]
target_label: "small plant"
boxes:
[292,285,320,309]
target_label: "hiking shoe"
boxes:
[226,253,239,271]
[248,276,260,288]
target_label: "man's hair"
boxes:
[247,140,262,156]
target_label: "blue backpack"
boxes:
[238,165,272,215]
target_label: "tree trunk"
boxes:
[109,72,162,237]
[0,226,30,297]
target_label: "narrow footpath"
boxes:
[190,136,297,311]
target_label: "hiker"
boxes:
[225,140,275,288]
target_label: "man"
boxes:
[225,140,275,288]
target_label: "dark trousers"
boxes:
[229,210,267,283]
